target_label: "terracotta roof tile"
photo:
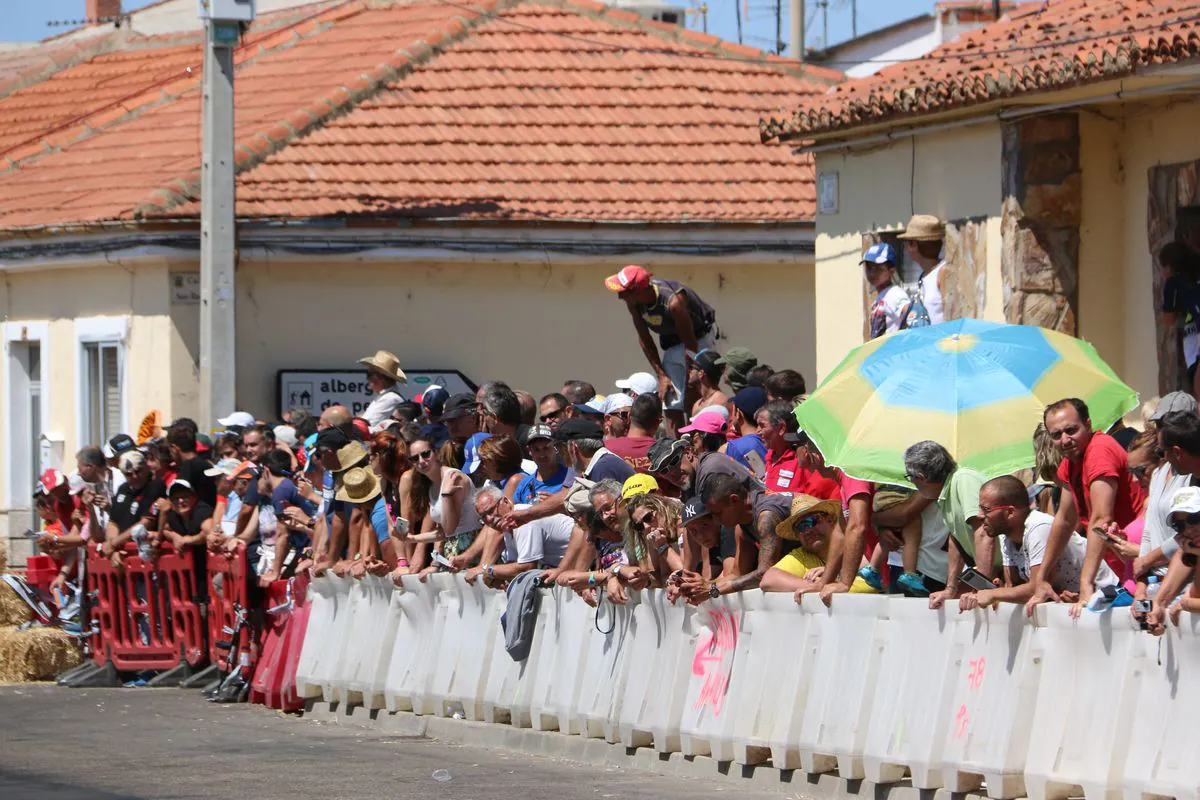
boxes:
[0,0,838,230]
[762,0,1200,141]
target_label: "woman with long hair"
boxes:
[369,431,411,568]
[477,435,526,497]
[397,438,481,577]
[623,492,685,582]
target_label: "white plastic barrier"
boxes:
[863,598,961,788]
[617,589,696,752]
[941,601,1043,798]
[527,584,569,731]
[797,593,889,778]
[678,593,746,760]
[383,576,444,714]
[344,575,399,710]
[573,591,638,741]
[535,587,598,734]
[1024,605,1141,800]
[294,575,342,699]
[426,573,498,718]
[318,574,356,702]
[480,586,546,727]
[767,593,826,769]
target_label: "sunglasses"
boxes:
[978,503,1017,515]
[1129,464,1151,478]
[1171,512,1200,533]
[412,449,434,462]
[631,512,654,532]
[539,407,567,423]
[793,514,821,532]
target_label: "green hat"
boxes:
[715,347,758,392]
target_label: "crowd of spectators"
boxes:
[27,260,1200,696]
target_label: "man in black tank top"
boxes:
[604,264,718,433]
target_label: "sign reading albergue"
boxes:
[276,369,476,419]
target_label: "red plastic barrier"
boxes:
[250,571,309,711]
[25,555,57,592]
[84,543,207,671]
[205,546,253,672]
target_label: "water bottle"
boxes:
[1147,575,1161,603]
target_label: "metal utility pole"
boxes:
[735,0,743,44]
[198,0,255,430]
[852,0,857,37]
[789,0,804,61]
[775,0,783,53]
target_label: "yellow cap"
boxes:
[621,473,659,501]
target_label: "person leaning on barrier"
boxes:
[1158,486,1200,630]
[759,493,845,602]
[960,475,1118,612]
[902,440,991,609]
[687,473,792,601]
[1142,412,1200,633]
[103,451,167,567]
[466,486,573,589]
[623,492,686,586]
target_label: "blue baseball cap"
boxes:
[861,242,897,266]
[463,432,493,475]
[421,386,450,417]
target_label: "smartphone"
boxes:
[958,566,995,592]
[393,517,410,536]
[432,552,453,569]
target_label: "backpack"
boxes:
[899,285,931,330]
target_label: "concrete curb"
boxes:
[302,700,991,799]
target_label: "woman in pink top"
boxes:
[1116,431,1162,592]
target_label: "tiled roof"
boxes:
[0,0,839,232]
[761,0,1200,142]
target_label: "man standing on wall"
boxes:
[605,264,718,432]
[898,214,949,326]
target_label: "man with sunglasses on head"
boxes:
[961,475,1117,612]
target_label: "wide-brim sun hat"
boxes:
[776,494,842,540]
[357,350,408,383]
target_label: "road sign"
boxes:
[276,369,476,419]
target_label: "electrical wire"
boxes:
[431,0,1200,69]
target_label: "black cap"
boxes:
[681,496,711,525]
[693,350,724,383]
[553,418,604,443]
[441,393,478,420]
[783,429,810,446]
[104,433,136,459]
[647,437,688,473]
[315,427,351,453]
[523,423,555,445]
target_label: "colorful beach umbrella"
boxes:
[795,319,1139,485]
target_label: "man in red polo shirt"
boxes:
[1032,397,1145,617]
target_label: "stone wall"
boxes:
[1000,113,1080,334]
[1148,159,1200,393]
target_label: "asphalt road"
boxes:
[0,685,784,800]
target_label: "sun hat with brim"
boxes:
[335,466,382,504]
[776,494,842,541]
[357,350,407,383]
[647,437,688,473]
[335,441,369,473]
[896,214,945,242]
[564,477,597,516]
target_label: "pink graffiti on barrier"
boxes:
[967,657,986,691]
[691,607,738,717]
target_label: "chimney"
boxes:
[86,0,122,24]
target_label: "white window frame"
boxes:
[75,316,129,452]
[3,321,50,511]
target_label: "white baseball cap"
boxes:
[273,425,298,448]
[1170,486,1200,517]
[615,371,657,396]
[67,472,88,496]
[217,411,255,428]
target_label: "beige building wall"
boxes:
[234,257,816,416]
[0,260,190,546]
[812,123,1004,379]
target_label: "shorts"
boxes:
[662,332,716,412]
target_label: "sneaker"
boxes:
[857,565,884,592]
[897,571,930,598]
[123,670,156,688]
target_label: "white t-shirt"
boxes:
[1141,464,1189,567]
[503,505,575,566]
[1000,509,1118,591]
[362,387,405,428]
[919,262,946,325]
[870,285,910,338]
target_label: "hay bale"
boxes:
[0,626,81,683]
[0,582,31,627]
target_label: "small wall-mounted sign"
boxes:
[818,171,839,215]
[170,272,201,305]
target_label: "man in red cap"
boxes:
[604,264,718,433]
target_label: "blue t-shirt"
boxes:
[322,471,350,527]
[272,478,318,518]
[726,434,767,472]
[514,464,574,505]
[368,496,390,544]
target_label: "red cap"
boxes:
[351,418,370,441]
[38,468,66,494]
[604,264,652,293]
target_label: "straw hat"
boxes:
[357,350,407,383]
[896,214,945,242]
[334,441,369,473]
[775,494,843,541]
[334,466,381,504]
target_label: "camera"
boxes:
[1134,598,1153,630]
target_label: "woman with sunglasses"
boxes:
[623,493,686,585]
[369,431,411,569]
[759,494,845,602]
[398,438,481,575]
